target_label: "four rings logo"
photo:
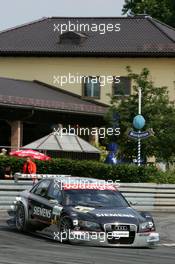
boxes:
[113,225,128,231]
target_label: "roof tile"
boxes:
[0,77,107,115]
[0,16,174,56]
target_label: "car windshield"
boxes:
[63,189,129,208]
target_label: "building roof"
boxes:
[0,16,174,57]
[0,77,107,115]
[23,132,100,153]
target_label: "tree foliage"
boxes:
[122,0,175,28]
[106,67,175,162]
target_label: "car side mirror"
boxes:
[129,200,138,206]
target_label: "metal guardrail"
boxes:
[119,183,175,212]
[0,180,175,211]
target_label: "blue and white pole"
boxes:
[133,88,145,166]
[132,88,147,166]
[138,88,141,167]
[137,136,141,166]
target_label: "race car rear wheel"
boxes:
[15,204,27,232]
[59,216,73,243]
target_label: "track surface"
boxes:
[0,213,175,264]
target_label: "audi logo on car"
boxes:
[114,225,128,231]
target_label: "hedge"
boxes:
[0,156,175,183]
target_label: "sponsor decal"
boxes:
[63,183,116,191]
[96,213,135,218]
[51,219,58,225]
[33,206,51,218]
[111,231,129,238]
[74,206,95,213]
[52,205,63,216]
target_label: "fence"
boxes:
[0,180,175,212]
[120,183,175,211]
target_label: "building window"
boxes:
[83,76,100,99]
[113,77,131,96]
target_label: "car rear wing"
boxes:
[14,173,71,183]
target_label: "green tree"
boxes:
[122,0,175,28]
[106,67,175,162]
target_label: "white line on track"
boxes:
[159,243,175,247]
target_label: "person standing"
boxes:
[0,165,12,179]
[0,148,7,156]
[23,157,37,174]
[4,166,13,179]
[23,157,37,184]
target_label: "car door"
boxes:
[29,179,53,224]
[46,180,64,225]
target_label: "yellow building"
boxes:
[0,57,175,104]
[0,15,175,147]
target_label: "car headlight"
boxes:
[78,220,101,230]
[139,221,154,232]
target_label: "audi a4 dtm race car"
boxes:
[9,175,159,247]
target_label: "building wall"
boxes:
[0,57,174,104]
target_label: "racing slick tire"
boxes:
[15,203,37,232]
[59,216,73,243]
[15,203,28,232]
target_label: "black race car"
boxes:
[10,176,159,247]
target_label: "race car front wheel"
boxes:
[16,204,27,232]
[59,216,73,243]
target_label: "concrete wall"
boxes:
[0,57,174,104]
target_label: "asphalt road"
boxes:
[0,213,175,264]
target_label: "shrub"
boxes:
[0,156,170,183]
[149,170,175,184]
